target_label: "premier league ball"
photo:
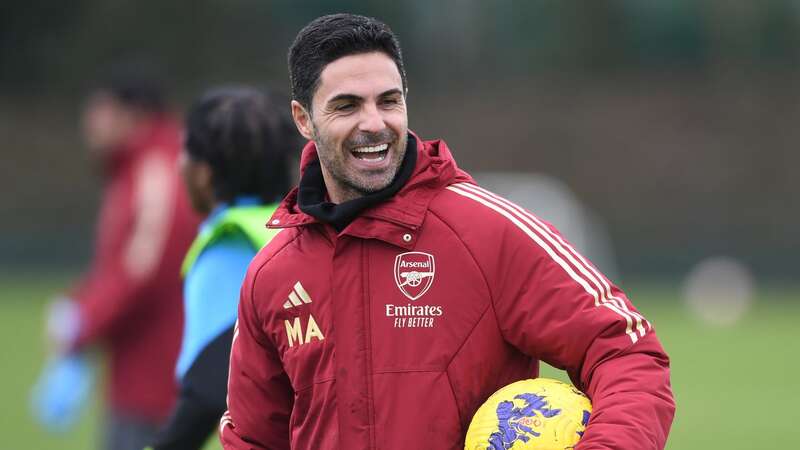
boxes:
[464,378,592,450]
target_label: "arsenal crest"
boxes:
[394,251,435,301]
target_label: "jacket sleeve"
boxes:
[486,216,675,450]
[151,326,234,450]
[220,266,293,449]
[71,152,175,349]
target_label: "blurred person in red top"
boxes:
[31,62,199,450]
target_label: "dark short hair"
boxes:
[95,60,168,113]
[288,13,407,110]
[184,86,302,204]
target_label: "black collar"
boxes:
[298,134,418,231]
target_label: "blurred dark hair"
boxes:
[94,60,168,113]
[288,13,406,110]
[184,86,301,204]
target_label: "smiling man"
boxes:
[293,50,407,202]
[221,13,675,450]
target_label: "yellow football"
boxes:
[464,378,592,450]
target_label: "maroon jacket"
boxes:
[71,117,199,421]
[221,135,675,449]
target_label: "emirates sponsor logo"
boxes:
[385,303,443,328]
[394,251,435,301]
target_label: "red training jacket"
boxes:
[221,135,675,449]
[71,116,199,422]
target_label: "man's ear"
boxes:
[291,100,315,140]
[197,160,214,191]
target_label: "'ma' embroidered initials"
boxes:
[284,314,325,347]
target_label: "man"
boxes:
[221,14,675,450]
[33,63,199,450]
[148,86,301,449]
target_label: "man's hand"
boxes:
[45,296,81,352]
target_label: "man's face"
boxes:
[81,91,136,159]
[292,51,408,203]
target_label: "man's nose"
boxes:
[358,103,385,133]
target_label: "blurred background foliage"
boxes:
[2,0,799,280]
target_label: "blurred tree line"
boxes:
[2,0,798,280]
[4,0,799,94]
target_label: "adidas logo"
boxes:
[283,281,312,309]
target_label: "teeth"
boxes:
[352,143,388,153]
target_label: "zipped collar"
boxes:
[268,131,472,248]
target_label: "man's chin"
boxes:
[346,177,394,197]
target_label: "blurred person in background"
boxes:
[148,86,300,449]
[30,62,199,450]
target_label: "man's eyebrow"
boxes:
[326,89,403,105]
[326,93,363,104]
[378,88,403,98]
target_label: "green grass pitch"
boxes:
[1,273,798,449]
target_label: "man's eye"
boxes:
[381,98,400,106]
[335,103,355,111]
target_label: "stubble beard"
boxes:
[312,125,407,203]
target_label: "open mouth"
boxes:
[351,143,389,161]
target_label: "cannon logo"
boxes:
[394,251,435,301]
